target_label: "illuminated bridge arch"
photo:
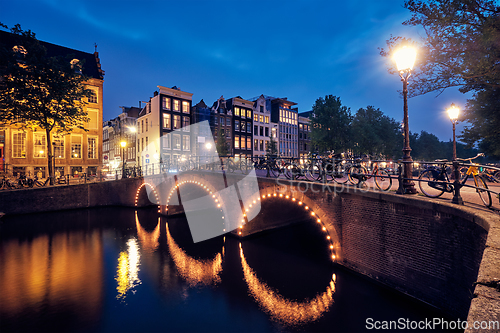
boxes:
[134,182,161,212]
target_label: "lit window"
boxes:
[254,114,258,122]
[88,136,97,159]
[183,116,190,131]
[182,101,190,113]
[163,113,171,129]
[234,107,240,117]
[88,87,98,103]
[234,135,240,149]
[247,137,251,150]
[173,134,181,150]
[259,115,264,123]
[163,97,171,110]
[182,135,190,150]
[163,134,171,149]
[33,133,46,158]
[173,115,181,129]
[241,136,246,149]
[265,116,269,124]
[53,136,64,158]
[71,135,82,158]
[173,100,180,111]
[247,110,252,118]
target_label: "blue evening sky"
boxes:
[1,0,469,142]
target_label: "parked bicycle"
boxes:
[418,153,491,208]
[320,153,350,184]
[33,174,50,187]
[283,157,314,180]
[347,158,392,191]
[0,175,19,190]
[17,174,34,188]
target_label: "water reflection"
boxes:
[0,229,103,330]
[135,212,161,253]
[239,243,336,326]
[166,222,223,287]
[116,238,142,300]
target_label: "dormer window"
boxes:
[70,59,82,74]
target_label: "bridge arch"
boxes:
[134,182,161,212]
[241,185,342,263]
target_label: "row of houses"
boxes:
[0,31,311,178]
[102,86,313,174]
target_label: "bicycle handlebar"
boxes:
[456,153,485,162]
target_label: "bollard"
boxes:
[452,160,464,205]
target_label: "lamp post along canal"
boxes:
[394,46,417,194]
[447,103,463,205]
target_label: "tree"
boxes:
[266,134,278,157]
[380,1,500,159]
[351,106,401,158]
[460,87,500,158]
[215,127,230,156]
[0,24,91,184]
[309,95,352,154]
[381,0,500,96]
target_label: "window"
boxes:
[247,110,252,118]
[146,119,148,131]
[173,100,180,111]
[259,115,264,123]
[265,127,269,137]
[254,114,259,122]
[260,126,264,136]
[146,137,148,150]
[247,122,251,133]
[88,136,97,159]
[182,135,190,150]
[234,135,240,149]
[241,136,246,149]
[182,101,190,113]
[163,113,171,129]
[265,116,269,124]
[141,120,144,133]
[235,120,239,131]
[254,139,258,150]
[88,108,98,130]
[173,115,181,129]
[33,133,46,158]
[220,116,224,125]
[163,97,171,110]
[247,137,251,150]
[241,121,245,132]
[183,116,190,131]
[88,87,98,103]
[254,125,258,135]
[173,134,181,150]
[53,136,64,158]
[260,140,264,151]
[71,135,82,158]
[226,118,231,126]
[234,107,240,117]
[214,116,219,125]
[260,105,264,112]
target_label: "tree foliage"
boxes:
[0,23,91,183]
[309,95,352,154]
[381,0,500,96]
[351,106,401,158]
[215,127,230,156]
[266,134,278,157]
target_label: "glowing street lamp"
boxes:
[447,103,460,161]
[393,45,417,194]
[121,140,127,178]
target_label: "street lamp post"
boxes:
[394,46,417,194]
[120,140,127,179]
[447,103,463,204]
[447,103,460,160]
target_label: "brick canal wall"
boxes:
[0,175,496,322]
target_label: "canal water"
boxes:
[0,207,461,333]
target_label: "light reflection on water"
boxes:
[0,207,459,333]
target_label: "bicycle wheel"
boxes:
[332,164,349,184]
[269,163,281,178]
[375,169,392,191]
[474,175,492,208]
[418,170,445,198]
[348,166,367,185]
[306,162,321,182]
[283,163,294,179]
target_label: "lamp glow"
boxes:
[447,104,459,121]
[393,46,417,72]
[120,141,127,148]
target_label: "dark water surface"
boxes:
[0,207,461,332]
